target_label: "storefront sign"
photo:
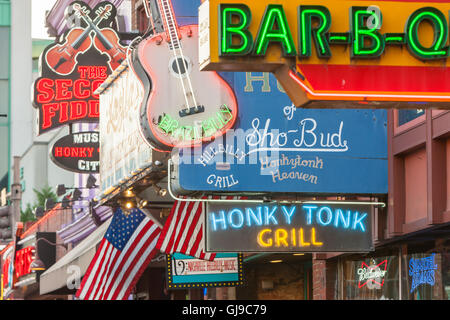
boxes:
[173,72,387,195]
[166,253,243,289]
[409,253,438,293]
[357,259,387,289]
[1,246,14,298]
[200,0,450,108]
[131,0,238,152]
[50,131,100,173]
[32,1,126,135]
[14,246,34,279]
[98,64,154,195]
[206,202,373,252]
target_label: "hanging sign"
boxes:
[130,0,238,152]
[166,253,243,289]
[50,131,100,173]
[200,0,450,109]
[173,72,387,195]
[205,202,373,252]
[32,1,126,135]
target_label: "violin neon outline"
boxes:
[45,3,125,75]
[74,3,127,72]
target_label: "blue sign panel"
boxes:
[166,253,243,289]
[174,72,388,195]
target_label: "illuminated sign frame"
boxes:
[166,253,243,289]
[205,202,373,253]
[200,0,450,109]
[50,131,100,173]
[32,1,126,135]
[173,72,388,196]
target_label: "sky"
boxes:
[32,0,58,39]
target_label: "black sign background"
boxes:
[206,202,373,253]
[50,131,99,173]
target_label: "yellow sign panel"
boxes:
[200,0,450,108]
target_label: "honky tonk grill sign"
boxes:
[199,0,450,108]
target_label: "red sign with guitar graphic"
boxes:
[130,0,238,152]
[33,1,127,135]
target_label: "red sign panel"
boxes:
[33,1,126,135]
[14,246,34,279]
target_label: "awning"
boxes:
[39,218,111,295]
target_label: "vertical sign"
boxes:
[33,1,126,135]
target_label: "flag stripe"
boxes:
[174,201,201,253]
[112,229,160,300]
[94,248,118,300]
[165,200,190,253]
[157,200,185,252]
[119,244,159,300]
[183,204,204,254]
[156,197,216,261]
[77,239,108,299]
[76,209,161,300]
[98,250,121,300]
[90,243,115,300]
[101,219,155,300]
[108,223,159,300]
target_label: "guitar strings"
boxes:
[161,0,199,112]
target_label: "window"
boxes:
[342,254,399,300]
[402,240,449,300]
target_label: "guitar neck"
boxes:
[157,0,180,49]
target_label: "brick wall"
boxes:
[312,257,326,300]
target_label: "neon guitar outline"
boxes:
[130,0,238,152]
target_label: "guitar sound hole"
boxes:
[169,56,190,77]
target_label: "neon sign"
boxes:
[157,105,234,142]
[409,253,438,293]
[200,0,450,108]
[34,67,105,133]
[50,131,100,173]
[32,1,126,135]
[206,203,373,252]
[357,259,388,289]
[219,4,450,60]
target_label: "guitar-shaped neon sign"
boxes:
[131,0,238,152]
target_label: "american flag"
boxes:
[76,208,161,300]
[156,197,216,261]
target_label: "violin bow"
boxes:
[74,4,118,52]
